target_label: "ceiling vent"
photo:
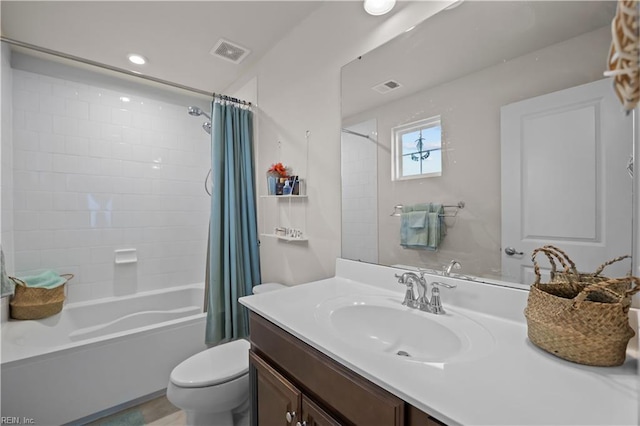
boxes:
[210,39,251,64]
[372,79,403,94]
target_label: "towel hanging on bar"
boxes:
[400,203,445,250]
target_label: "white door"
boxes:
[501,79,633,285]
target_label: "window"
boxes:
[392,116,442,180]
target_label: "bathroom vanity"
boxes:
[240,259,639,426]
[249,312,441,425]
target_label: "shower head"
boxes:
[188,106,211,120]
[202,122,211,135]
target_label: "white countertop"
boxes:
[240,259,639,426]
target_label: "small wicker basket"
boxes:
[9,274,73,320]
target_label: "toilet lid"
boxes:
[170,339,250,388]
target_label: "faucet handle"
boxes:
[430,282,456,315]
[431,281,456,289]
[395,273,417,307]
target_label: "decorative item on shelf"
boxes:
[273,227,304,240]
[267,162,291,196]
[283,179,292,195]
[295,178,306,196]
[286,228,304,239]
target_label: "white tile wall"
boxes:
[10,69,211,303]
[1,44,14,323]
[341,119,378,264]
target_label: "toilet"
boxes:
[166,283,285,426]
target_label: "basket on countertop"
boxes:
[9,273,73,320]
[524,247,639,366]
[540,245,631,294]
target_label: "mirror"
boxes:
[341,1,633,288]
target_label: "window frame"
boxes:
[391,116,443,181]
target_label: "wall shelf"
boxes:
[259,132,310,244]
[260,195,308,199]
[260,233,309,242]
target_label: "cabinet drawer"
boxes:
[249,313,404,426]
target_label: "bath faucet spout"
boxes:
[444,260,462,276]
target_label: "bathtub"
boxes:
[1,283,208,425]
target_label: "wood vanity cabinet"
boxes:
[248,312,446,426]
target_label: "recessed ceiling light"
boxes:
[127,54,147,65]
[120,96,130,103]
[363,0,396,16]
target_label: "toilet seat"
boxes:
[170,339,250,388]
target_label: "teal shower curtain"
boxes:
[205,100,261,346]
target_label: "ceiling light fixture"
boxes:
[127,53,147,65]
[364,0,396,16]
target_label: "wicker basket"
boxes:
[542,245,631,282]
[535,245,632,296]
[9,274,73,320]
[524,251,639,367]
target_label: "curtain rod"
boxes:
[1,36,232,101]
[213,93,252,107]
[341,128,374,140]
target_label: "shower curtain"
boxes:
[205,100,261,346]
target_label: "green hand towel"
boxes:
[18,270,66,289]
[427,204,445,250]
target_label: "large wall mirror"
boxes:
[341,1,634,289]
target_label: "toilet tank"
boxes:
[252,283,285,295]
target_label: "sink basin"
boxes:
[315,295,494,364]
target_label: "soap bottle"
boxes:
[282,180,292,195]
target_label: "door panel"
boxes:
[301,396,342,426]
[501,78,633,284]
[250,351,301,426]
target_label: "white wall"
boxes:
[343,27,611,279]
[227,1,451,285]
[8,54,211,303]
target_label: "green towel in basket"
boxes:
[17,270,66,289]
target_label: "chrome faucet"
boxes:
[429,282,457,314]
[443,259,462,276]
[395,273,456,314]
[395,272,422,308]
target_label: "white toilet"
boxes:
[166,283,285,426]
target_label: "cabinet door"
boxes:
[250,351,302,426]
[300,396,341,426]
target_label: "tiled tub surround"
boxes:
[1,283,207,425]
[241,258,639,425]
[10,67,210,303]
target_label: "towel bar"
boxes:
[390,201,465,217]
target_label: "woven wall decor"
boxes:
[605,0,639,112]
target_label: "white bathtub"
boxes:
[1,283,208,425]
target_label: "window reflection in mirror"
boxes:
[392,116,442,180]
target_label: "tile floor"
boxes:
[87,395,185,426]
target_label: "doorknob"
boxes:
[505,247,524,256]
[286,411,296,423]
